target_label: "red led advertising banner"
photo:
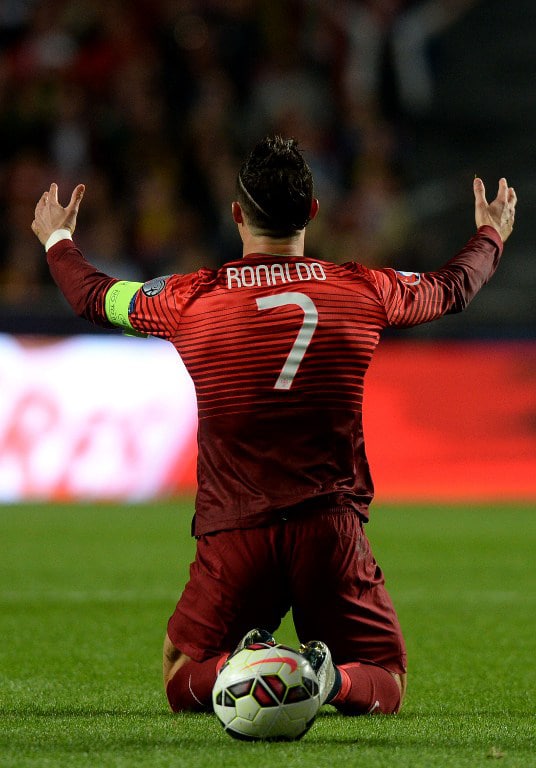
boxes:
[364,341,536,502]
[0,336,534,503]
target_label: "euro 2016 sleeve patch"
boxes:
[141,276,170,297]
[396,271,421,285]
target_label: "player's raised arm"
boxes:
[31,182,123,328]
[31,183,185,338]
[372,176,518,329]
[473,176,517,242]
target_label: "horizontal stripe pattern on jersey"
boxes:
[126,229,502,534]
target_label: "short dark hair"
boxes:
[237,136,314,237]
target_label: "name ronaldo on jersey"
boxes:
[226,261,327,289]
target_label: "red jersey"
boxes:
[47,226,503,534]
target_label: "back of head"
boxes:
[237,136,314,238]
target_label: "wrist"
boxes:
[44,229,73,252]
[477,224,504,250]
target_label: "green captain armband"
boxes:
[105,281,147,337]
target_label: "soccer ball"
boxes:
[212,643,320,741]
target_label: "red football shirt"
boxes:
[47,226,503,534]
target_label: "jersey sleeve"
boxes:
[46,238,200,337]
[46,239,118,327]
[125,272,202,339]
[367,226,503,328]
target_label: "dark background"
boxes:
[0,0,534,338]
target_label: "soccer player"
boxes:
[32,136,516,716]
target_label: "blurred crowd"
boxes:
[0,0,479,314]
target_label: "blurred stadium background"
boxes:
[0,0,534,503]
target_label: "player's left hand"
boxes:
[31,183,85,246]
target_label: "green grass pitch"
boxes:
[1,500,534,767]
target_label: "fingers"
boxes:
[35,189,49,212]
[475,177,515,207]
[49,182,59,204]
[496,178,518,226]
[35,182,85,217]
[63,184,85,233]
[473,177,488,207]
[497,177,509,204]
[475,176,517,214]
[498,178,516,221]
[68,183,85,213]
[37,183,84,209]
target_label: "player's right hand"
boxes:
[31,183,85,246]
[473,177,516,243]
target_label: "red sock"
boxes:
[331,662,401,715]
[166,654,227,712]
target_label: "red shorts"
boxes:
[167,509,407,675]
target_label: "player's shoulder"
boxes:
[336,261,404,304]
[342,260,411,282]
[143,267,219,296]
[338,259,386,284]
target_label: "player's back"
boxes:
[171,253,387,533]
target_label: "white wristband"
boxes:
[45,229,73,252]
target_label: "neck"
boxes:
[241,229,305,259]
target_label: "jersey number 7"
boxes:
[256,292,319,390]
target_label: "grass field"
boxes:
[1,500,534,768]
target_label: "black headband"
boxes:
[238,173,271,219]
